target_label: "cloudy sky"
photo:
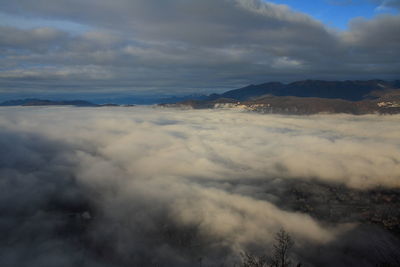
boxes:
[0,0,399,97]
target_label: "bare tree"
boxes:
[268,229,294,267]
[240,228,296,267]
[240,252,268,267]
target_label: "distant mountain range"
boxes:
[2,80,400,114]
[161,79,400,114]
[0,98,138,107]
[0,99,98,107]
[205,79,400,101]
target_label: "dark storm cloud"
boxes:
[0,26,69,52]
[344,15,400,57]
[377,0,400,10]
[0,0,321,45]
[0,0,399,94]
[1,107,400,266]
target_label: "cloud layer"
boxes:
[0,0,399,94]
[0,107,400,266]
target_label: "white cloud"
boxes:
[0,107,399,265]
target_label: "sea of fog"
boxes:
[0,106,400,266]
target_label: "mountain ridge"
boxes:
[207,79,399,102]
[0,98,98,107]
[162,79,400,114]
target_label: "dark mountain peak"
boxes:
[198,79,400,103]
[289,79,388,86]
[392,80,400,88]
[258,81,283,86]
[217,81,284,101]
[284,80,394,101]
[288,79,325,85]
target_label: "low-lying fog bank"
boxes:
[0,106,399,266]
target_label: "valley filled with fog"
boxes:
[1,106,400,266]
